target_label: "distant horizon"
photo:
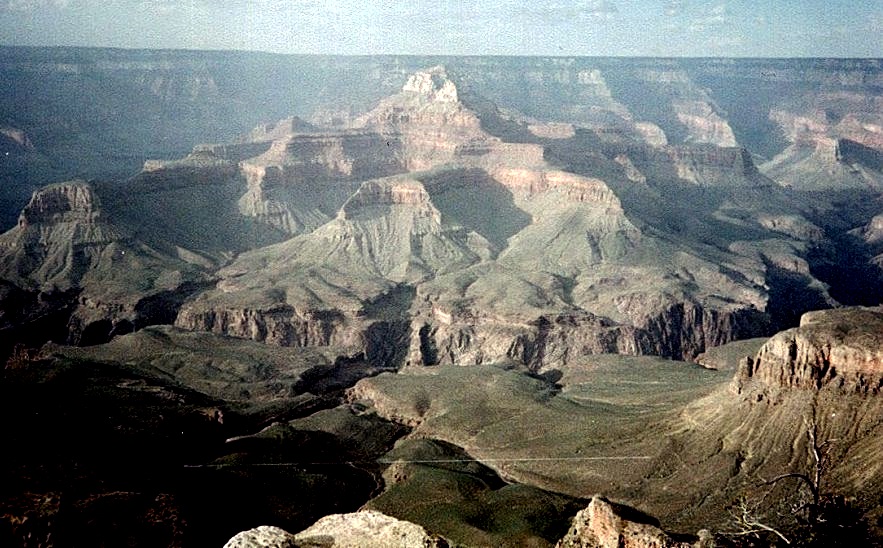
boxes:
[1,1,879,59]
[1,43,881,61]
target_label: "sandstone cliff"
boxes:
[734,307,883,394]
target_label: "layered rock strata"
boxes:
[734,307,883,394]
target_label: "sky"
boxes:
[0,0,881,57]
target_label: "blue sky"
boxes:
[1,0,881,57]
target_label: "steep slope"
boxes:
[758,102,883,306]
[734,306,883,394]
[407,137,832,366]
[0,181,207,345]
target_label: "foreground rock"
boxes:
[224,526,298,548]
[225,511,449,548]
[295,510,448,547]
[227,500,707,548]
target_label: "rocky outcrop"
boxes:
[556,497,708,548]
[294,510,449,547]
[603,143,763,186]
[834,114,883,152]
[135,156,241,190]
[237,132,403,234]
[489,167,624,206]
[624,68,737,147]
[0,182,127,285]
[0,180,207,347]
[764,107,883,190]
[406,311,635,369]
[224,512,449,548]
[17,181,102,227]
[244,133,402,182]
[660,146,761,185]
[175,305,359,348]
[402,67,459,103]
[734,307,883,394]
[224,525,299,548]
[174,303,410,368]
[528,122,576,139]
[354,66,492,171]
[340,179,439,221]
[238,116,320,143]
[613,154,648,183]
[861,212,883,272]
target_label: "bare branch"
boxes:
[728,497,792,545]
[759,472,817,499]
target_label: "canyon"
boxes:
[1,50,882,546]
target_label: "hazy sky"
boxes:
[1,0,880,57]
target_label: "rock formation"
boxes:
[556,497,705,548]
[224,526,299,548]
[238,116,320,143]
[226,500,710,548]
[224,512,450,548]
[0,181,207,345]
[164,65,844,369]
[763,104,883,192]
[734,307,883,394]
[294,510,449,547]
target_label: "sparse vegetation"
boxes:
[724,410,875,546]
